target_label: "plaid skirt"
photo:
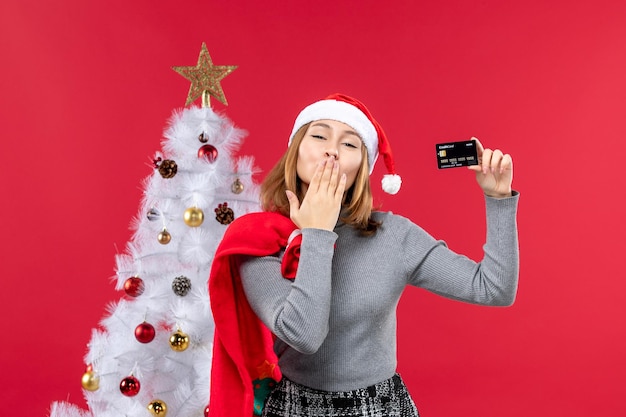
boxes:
[261,374,419,417]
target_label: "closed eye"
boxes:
[311,135,326,140]
[342,142,358,148]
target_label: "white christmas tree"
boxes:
[50,43,260,417]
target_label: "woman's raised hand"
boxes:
[286,157,347,230]
[468,137,513,198]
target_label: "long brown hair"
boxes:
[260,123,380,235]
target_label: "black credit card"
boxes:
[436,140,479,169]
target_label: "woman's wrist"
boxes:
[485,191,513,199]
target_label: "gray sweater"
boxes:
[240,193,519,392]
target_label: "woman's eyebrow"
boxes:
[310,122,332,129]
[310,122,359,137]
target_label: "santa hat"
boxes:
[288,93,402,194]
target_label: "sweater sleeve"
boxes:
[239,228,338,354]
[406,192,520,306]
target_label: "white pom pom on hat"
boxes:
[288,93,401,194]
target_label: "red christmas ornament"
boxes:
[120,375,141,396]
[198,144,218,162]
[124,277,144,297]
[135,321,156,343]
[204,405,210,417]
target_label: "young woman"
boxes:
[208,93,519,417]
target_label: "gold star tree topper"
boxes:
[172,43,237,107]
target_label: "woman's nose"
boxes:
[325,149,338,159]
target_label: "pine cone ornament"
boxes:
[214,202,235,225]
[154,158,178,179]
[172,276,191,296]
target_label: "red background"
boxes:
[2,1,625,416]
